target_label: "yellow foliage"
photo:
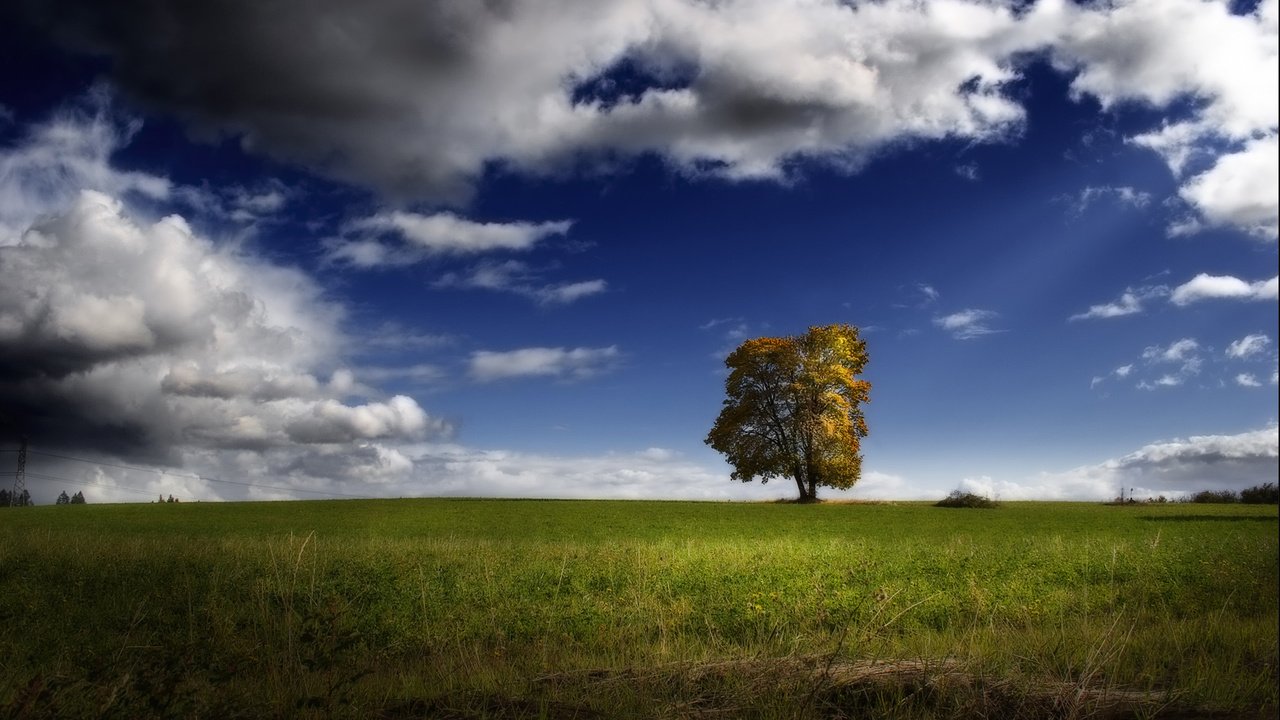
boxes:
[705,324,870,501]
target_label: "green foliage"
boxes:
[1188,489,1239,504]
[0,499,1275,718]
[935,491,999,509]
[706,324,871,501]
[1241,482,1279,504]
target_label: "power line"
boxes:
[26,449,370,500]
[24,471,159,498]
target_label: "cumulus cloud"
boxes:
[1227,333,1272,359]
[285,396,443,444]
[1039,426,1279,498]
[1235,373,1262,387]
[933,308,1000,339]
[1174,136,1279,240]
[20,436,921,504]
[0,189,446,462]
[469,346,621,382]
[1169,273,1279,305]
[1046,0,1278,238]
[1069,284,1169,321]
[948,426,1279,500]
[433,260,607,305]
[15,0,1275,240]
[3,0,1058,202]
[0,90,170,244]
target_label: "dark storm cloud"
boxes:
[17,0,514,201]
[11,0,1044,201]
[0,190,444,462]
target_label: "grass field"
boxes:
[0,499,1276,718]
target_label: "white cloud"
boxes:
[1051,0,1276,135]
[1069,284,1168,321]
[933,308,1000,339]
[1176,136,1279,240]
[1227,333,1272,359]
[285,396,443,444]
[0,190,447,461]
[356,364,447,385]
[469,346,621,382]
[358,323,454,352]
[1038,426,1279,498]
[433,260,607,305]
[1235,373,1262,387]
[17,0,1276,243]
[538,279,609,304]
[1142,338,1200,364]
[328,212,573,267]
[955,164,980,181]
[917,284,940,303]
[1090,362,1135,389]
[6,0,1058,201]
[945,426,1280,501]
[0,91,171,244]
[1044,0,1277,239]
[1061,185,1153,217]
[1169,273,1279,305]
[1131,338,1202,389]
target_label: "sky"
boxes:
[0,0,1276,504]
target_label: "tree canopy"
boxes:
[705,324,870,502]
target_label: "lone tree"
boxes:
[706,324,870,502]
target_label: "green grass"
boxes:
[1,499,1276,718]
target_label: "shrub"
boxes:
[935,491,999,509]
[1240,482,1279,504]
[1188,490,1238,504]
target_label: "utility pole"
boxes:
[10,437,26,507]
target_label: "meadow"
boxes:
[0,499,1275,718]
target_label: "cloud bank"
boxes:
[958,426,1279,500]
[20,0,1276,239]
[0,191,446,463]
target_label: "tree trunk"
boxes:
[794,475,808,501]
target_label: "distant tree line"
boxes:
[1186,483,1278,504]
[0,488,32,506]
[1,489,90,506]
[1111,482,1278,505]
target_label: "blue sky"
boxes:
[1,0,1275,503]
